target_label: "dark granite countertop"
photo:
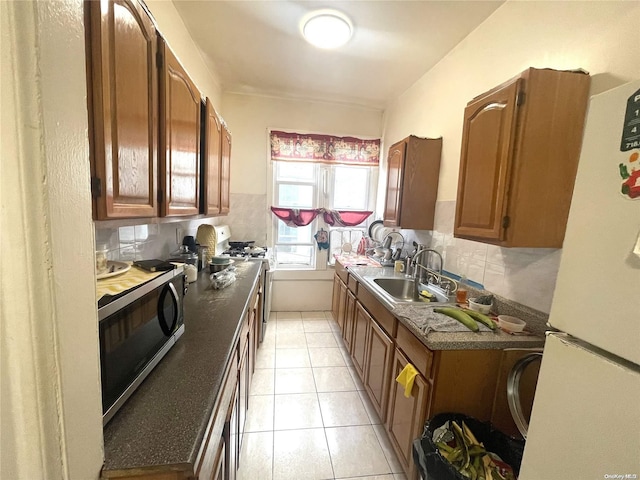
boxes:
[346,266,547,351]
[102,260,262,473]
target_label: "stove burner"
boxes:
[223,247,267,258]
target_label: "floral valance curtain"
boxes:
[270,130,380,166]
[271,207,372,227]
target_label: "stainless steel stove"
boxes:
[211,226,273,342]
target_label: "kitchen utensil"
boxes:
[96,245,109,275]
[383,235,392,249]
[209,260,235,273]
[96,261,131,280]
[497,315,527,333]
[182,235,197,252]
[468,298,492,314]
[169,245,197,265]
[368,220,383,240]
[210,256,232,265]
[184,264,198,283]
[229,240,255,249]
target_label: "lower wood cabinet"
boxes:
[342,290,356,352]
[363,318,394,423]
[386,347,431,479]
[351,302,370,380]
[331,274,341,322]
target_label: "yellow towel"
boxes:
[396,363,419,398]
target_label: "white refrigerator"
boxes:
[519,81,640,479]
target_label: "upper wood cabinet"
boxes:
[454,68,590,247]
[203,98,222,215]
[87,0,158,220]
[220,122,232,215]
[158,37,201,217]
[383,136,442,230]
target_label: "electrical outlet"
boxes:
[176,227,183,244]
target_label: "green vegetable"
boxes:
[434,307,479,332]
[462,309,497,330]
[475,295,494,305]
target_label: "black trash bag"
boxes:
[412,412,525,480]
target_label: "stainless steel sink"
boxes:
[367,277,450,304]
[373,278,419,301]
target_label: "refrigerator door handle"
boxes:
[507,352,543,439]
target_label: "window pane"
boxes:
[277,162,315,182]
[278,184,314,208]
[333,166,369,210]
[275,245,314,267]
[277,223,312,243]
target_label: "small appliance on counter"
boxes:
[98,266,186,425]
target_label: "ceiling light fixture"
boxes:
[301,10,353,49]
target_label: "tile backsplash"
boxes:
[93,194,268,266]
[399,200,561,313]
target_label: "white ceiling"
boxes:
[172,1,504,109]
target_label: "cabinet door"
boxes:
[204,98,222,215]
[363,318,393,423]
[219,123,231,215]
[351,302,370,381]
[383,141,405,227]
[386,348,430,479]
[337,279,347,331]
[159,38,201,216]
[88,0,158,219]
[454,78,520,241]
[238,337,249,458]
[331,274,341,322]
[342,290,356,353]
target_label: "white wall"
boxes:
[382,0,640,312]
[221,93,383,310]
[146,0,222,107]
[1,1,103,478]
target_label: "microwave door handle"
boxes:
[158,282,179,336]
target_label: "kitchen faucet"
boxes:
[411,247,443,287]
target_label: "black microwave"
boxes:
[98,267,186,425]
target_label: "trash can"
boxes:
[412,412,525,480]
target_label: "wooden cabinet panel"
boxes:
[490,349,541,438]
[383,136,442,230]
[88,0,158,219]
[386,348,430,479]
[363,318,394,423]
[454,78,520,241]
[383,141,405,226]
[395,322,434,380]
[430,349,502,422]
[204,98,222,216]
[351,302,369,381]
[357,285,397,338]
[220,123,231,215]
[159,38,201,216]
[331,274,340,322]
[342,290,356,353]
[454,68,590,247]
[337,279,347,331]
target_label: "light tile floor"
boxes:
[239,311,408,480]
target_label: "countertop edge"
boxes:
[102,261,263,473]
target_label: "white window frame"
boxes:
[269,154,378,271]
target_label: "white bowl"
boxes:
[468,298,492,314]
[497,315,526,333]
